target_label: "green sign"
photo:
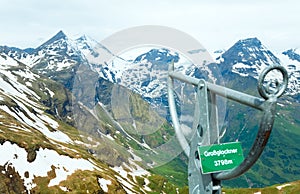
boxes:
[198,142,244,174]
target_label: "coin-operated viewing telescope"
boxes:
[168,63,288,194]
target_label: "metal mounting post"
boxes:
[167,63,288,193]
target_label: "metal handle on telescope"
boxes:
[168,63,288,182]
[213,65,288,180]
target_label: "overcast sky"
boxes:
[0,0,299,53]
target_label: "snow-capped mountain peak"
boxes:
[36,30,67,51]
[20,30,87,77]
[217,37,281,78]
[75,34,100,58]
[212,37,300,96]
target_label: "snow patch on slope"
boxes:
[0,141,97,192]
[0,53,19,67]
[0,54,72,143]
[110,157,151,193]
[98,178,111,192]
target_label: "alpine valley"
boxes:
[0,30,299,193]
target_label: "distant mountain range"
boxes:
[0,30,300,192]
[3,31,300,96]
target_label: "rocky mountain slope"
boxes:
[0,46,187,193]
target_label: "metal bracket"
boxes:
[167,63,288,193]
